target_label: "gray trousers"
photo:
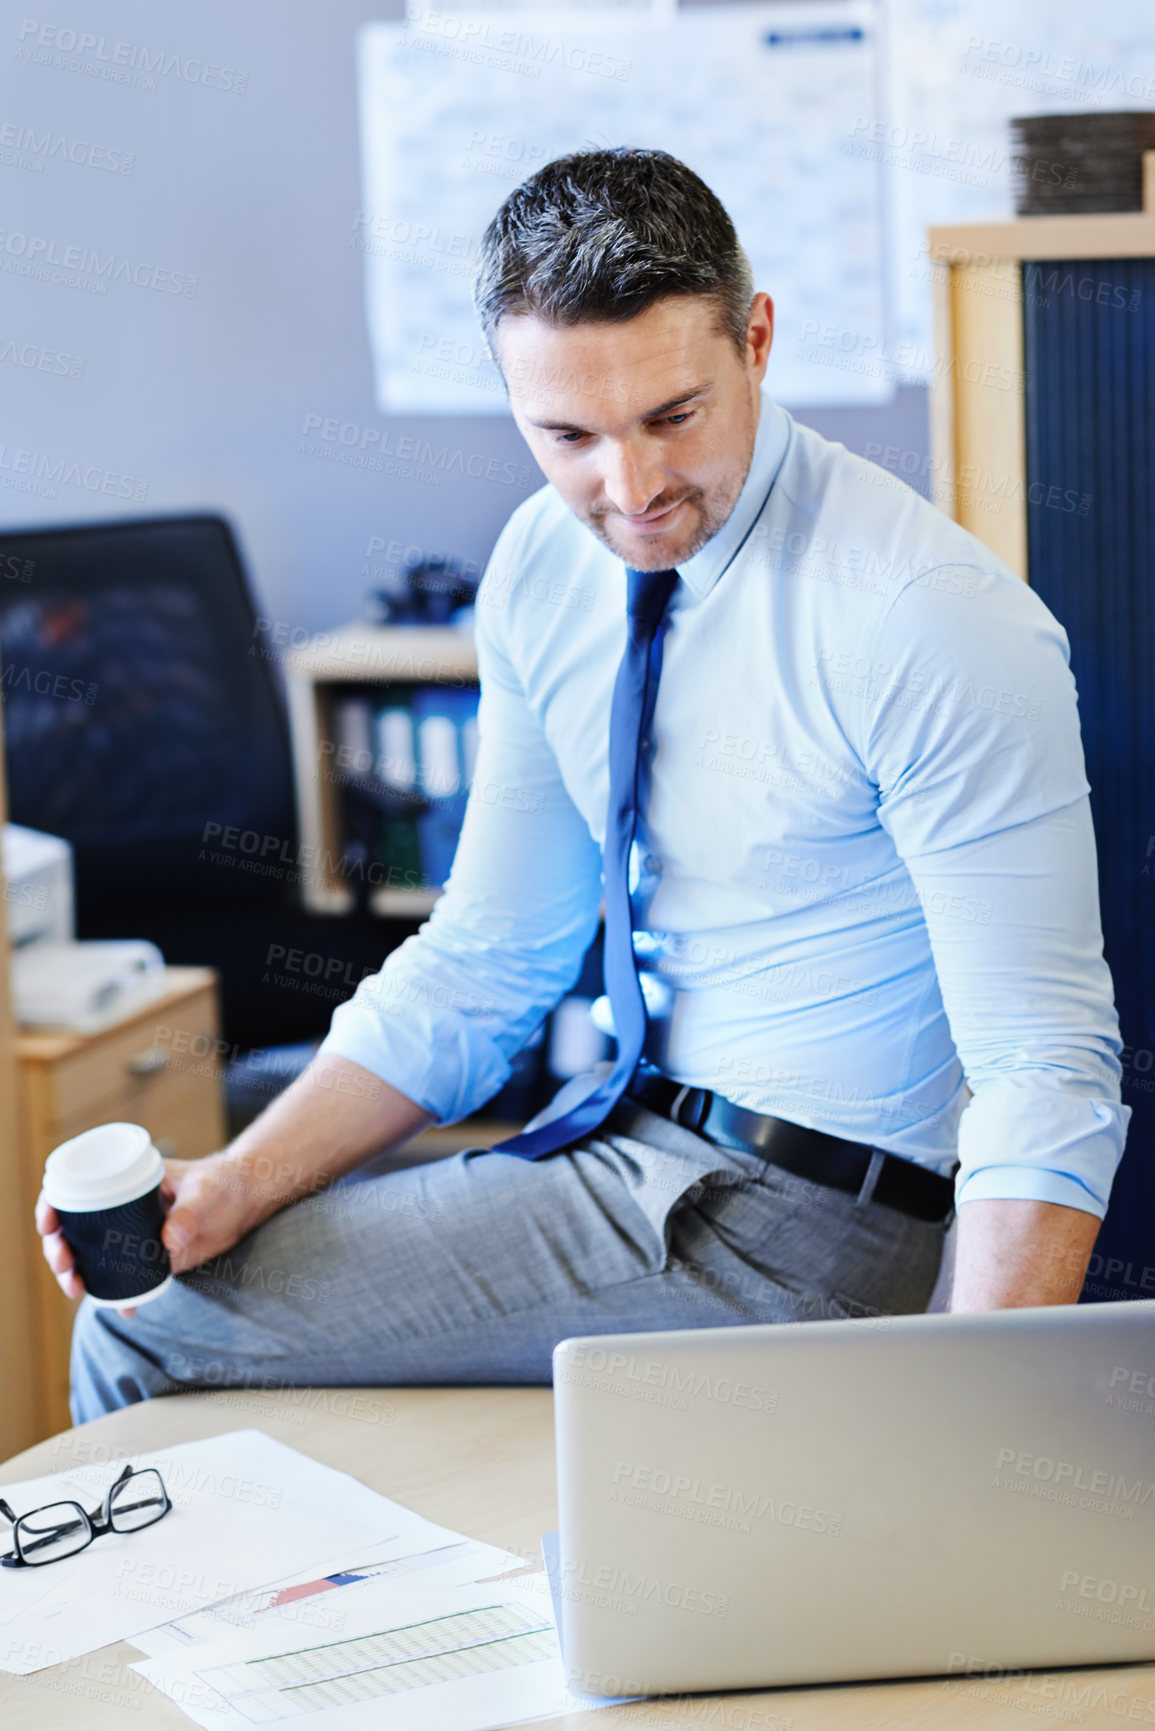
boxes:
[70,1096,948,1424]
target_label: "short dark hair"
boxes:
[474,147,754,357]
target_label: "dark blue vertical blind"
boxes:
[1022,257,1155,1300]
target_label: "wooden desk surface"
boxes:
[1,1390,1152,1730]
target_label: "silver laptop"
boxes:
[552,1300,1155,1696]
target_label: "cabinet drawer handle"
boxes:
[128,1047,168,1078]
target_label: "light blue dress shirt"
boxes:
[322,392,1129,1215]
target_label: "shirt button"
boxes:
[644,855,662,875]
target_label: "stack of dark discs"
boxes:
[1010,111,1155,215]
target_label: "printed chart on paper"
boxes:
[194,1603,556,1721]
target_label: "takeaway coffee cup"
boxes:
[43,1122,172,1307]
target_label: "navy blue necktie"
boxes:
[493,565,680,1159]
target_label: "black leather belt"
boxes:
[624,1069,956,1225]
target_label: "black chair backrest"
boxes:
[0,514,296,922]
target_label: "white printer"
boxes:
[2,822,74,947]
[3,823,165,1031]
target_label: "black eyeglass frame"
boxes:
[0,1462,172,1568]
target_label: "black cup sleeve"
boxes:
[55,1186,171,1302]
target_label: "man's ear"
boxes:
[746,292,774,380]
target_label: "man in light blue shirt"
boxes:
[57,148,1128,1417]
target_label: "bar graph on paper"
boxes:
[195,1604,556,1722]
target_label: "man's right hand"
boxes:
[34,1053,434,1320]
[36,1150,265,1319]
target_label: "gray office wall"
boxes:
[0,0,928,636]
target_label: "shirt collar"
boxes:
[676,391,791,600]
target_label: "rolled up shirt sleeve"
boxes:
[862,563,1130,1216]
[318,518,604,1124]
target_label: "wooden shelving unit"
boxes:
[927,186,1155,578]
[283,625,478,918]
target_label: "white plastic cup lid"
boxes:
[43,1122,164,1213]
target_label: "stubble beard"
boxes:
[581,416,757,571]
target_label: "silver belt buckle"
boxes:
[670,1083,712,1134]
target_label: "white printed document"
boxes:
[886,0,1155,370]
[132,1534,526,1657]
[358,1,888,411]
[0,1431,467,1676]
[132,1572,601,1731]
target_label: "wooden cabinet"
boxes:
[927,203,1155,577]
[928,204,1155,1300]
[14,966,226,1441]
